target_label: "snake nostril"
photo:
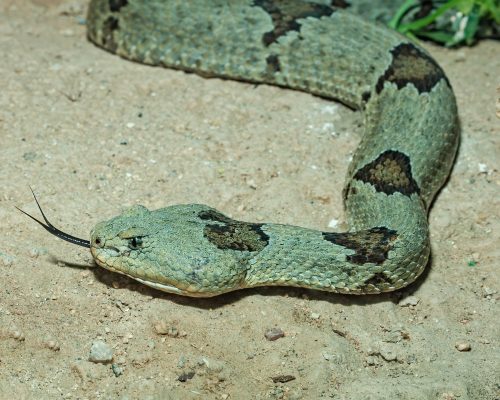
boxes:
[95,237,102,247]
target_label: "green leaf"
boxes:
[416,30,456,44]
[388,0,500,47]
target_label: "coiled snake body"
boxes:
[23,1,459,297]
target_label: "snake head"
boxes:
[90,204,184,294]
[19,192,249,297]
[90,204,250,297]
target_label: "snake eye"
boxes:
[128,237,143,250]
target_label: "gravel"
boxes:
[88,340,113,363]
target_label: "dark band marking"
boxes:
[323,227,397,265]
[375,43,449,94]
[198,209,232,224]
[101,16,119,52]
[330,0,350,7]
[353,150,420,196]
[363,272,394,287]
[109,0,128,12]
[266,54,281,73]
[204,222,269,252]
[199,210,269,252]
[253,1,336,46]
[361,91,372,103]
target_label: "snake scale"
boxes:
[22,0,459,297]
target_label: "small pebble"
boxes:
[177,355,187,368]
[246,179,257,189]
[29,247,47,258]
[271,375,296,383]
[482,286,496,297]
[153,321,169,335]
[310,312,320,320]
[477,163,488,174]
[178,370,195,382]
[365,355,380,366]
[46,340,60,351]
[199,357,225,374]
[328,218,339,229]
[399,295,420,307]
[0,253,14,267]
[88,340,113,363]
[379,348,398,362]
[455,342,471,352]
[153,321,179,337]
[265,327,285,341]
[379,343,399,362]
[11,330,25,341]
[111,363,124,377]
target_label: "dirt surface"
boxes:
[1,1,499,399]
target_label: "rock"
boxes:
[111,363,124,377]
[310,312,321,320]
[0,252,14,267]
[10,330,25,341]
[264,327,285,341]
[29,247,47,258]
[153,321,183,337]
[455,342,471,352]
[399,295,420,307]
[46,340,60,351]
[88,340,113,363]
[178,370,195,382]
[379,348,398,362]
[482,286,497,297]
[379,343,399,362]
[271,375,296,383]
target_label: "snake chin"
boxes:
[92,255,184,295]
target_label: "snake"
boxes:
[19,0,459,297]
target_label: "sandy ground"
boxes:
[1,1,499,399]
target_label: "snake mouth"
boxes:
[94,260,184,295]
[90,248,213,297]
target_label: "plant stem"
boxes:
[396,0,464,33]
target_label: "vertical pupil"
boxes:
[130,237,142,248]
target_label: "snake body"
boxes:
[84,0,459,297]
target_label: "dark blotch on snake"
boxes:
[361,90,371,103]
[353,150,420,196]
[375,43,450,94]
[266,54,281,73]
[362,272,394,288]
[330,0,350,8]
[101,16,119,52]
[108,0,128,12]
[204,222,269,252]
[253,1,336,46]
[198,209,232,224]
[322,227,397,265]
